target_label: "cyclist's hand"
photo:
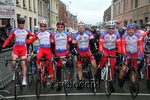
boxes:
[77,54,81,61]
[126,56,130,60]
[138,56,143,61]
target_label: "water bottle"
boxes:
[101,67,105,80]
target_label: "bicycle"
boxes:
[100,55,118,97]
[122,56,139,98]
[53,54,73,96]
[5,57,26,100]
[79,54,97,94]
[27,53,36,86]
[36,57,50,98]
[144,52,150,89]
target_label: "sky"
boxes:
[60,0,112,25]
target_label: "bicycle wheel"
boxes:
[104,67,112,96]
[36,70,42,98]
[27,61,34,86]
[43,67,48,88]
[129,67,139,98]
[14,69,21,100]
[147,65,150,89]
[62,68,68,96]
[88,66,96,94]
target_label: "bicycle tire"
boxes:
[36,71,42,99]
[104,67,112,97]
[27,61,34,86]
[147,65,150,89]
[129,67,139,98]
[14,70,18,100]
[63,68,68,96]
[43,67,48,88]
[88,66,96,94]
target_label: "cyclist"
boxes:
[26,20,54,81]
[98,20,121,92]
[1,17,34,85]
[72,22,97,89]
[118,24,144,90]
[32,26,40,53]
[51,21,72,91]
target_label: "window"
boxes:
[23,0,26,7]
[134,20,137,24]
[145,17,148,23]
[140,19,143,26]
[118,2,120,14]
[123,0,126,12]
[17,14,20,19]
[33,0,36,11]
[135,0,138,8]
[29,17,32,31]
[29,0,31,10]
[16,0,19,4]
[34,18,36,26]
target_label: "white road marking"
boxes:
[3,93,150,99]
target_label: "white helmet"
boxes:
[106,21,116,28]
[78,22,85,27]
[40,20,47,26]
[33,26,40,31]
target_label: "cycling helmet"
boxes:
[17,16,25,24]
[33,26,40,31]
[134,24,139,29]
[78,22,85,27]
[107,21,116,28]
[126,24,135,29]
[56,21,65,26]
[40,20,47,26]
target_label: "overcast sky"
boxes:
[60,0,112,25]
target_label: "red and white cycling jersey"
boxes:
[72,30,94,53]
[27,30,53,48]
[122,33,144,56]
[99,30,121,53]
[51,31,71,56]
[2,28,33,48]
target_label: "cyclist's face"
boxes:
[127,28,135,36]
[57,25,64,32]
[108,27,115,34]
[40,24,47,32]
[18,23,25,29]
[78,26,85,33]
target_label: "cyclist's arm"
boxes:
[2,33,14,48]
[116,34,122,53]
[26,35,38,44]
[98,35,104,52]
[121,37,126,55]
[138,37,144,56]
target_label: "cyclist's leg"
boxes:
[56,59,62,91]
[118,59,128,87]
[132,54,138,83]
[76,60,83,81]
[97,55,107,81]
[90,56,97,76]
[11,48,19,80]
[36,48,44,69]
[20,46,27,85]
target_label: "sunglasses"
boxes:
[57,26,64,28]
[40,25,46,27]
[18,22,25,24]
[108,28,114,29]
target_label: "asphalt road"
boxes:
[0,49,150,100]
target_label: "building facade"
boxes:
[113,0,150,27]
[50,0,59,30]
[38,0,50,28]
[16,0,39,32]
